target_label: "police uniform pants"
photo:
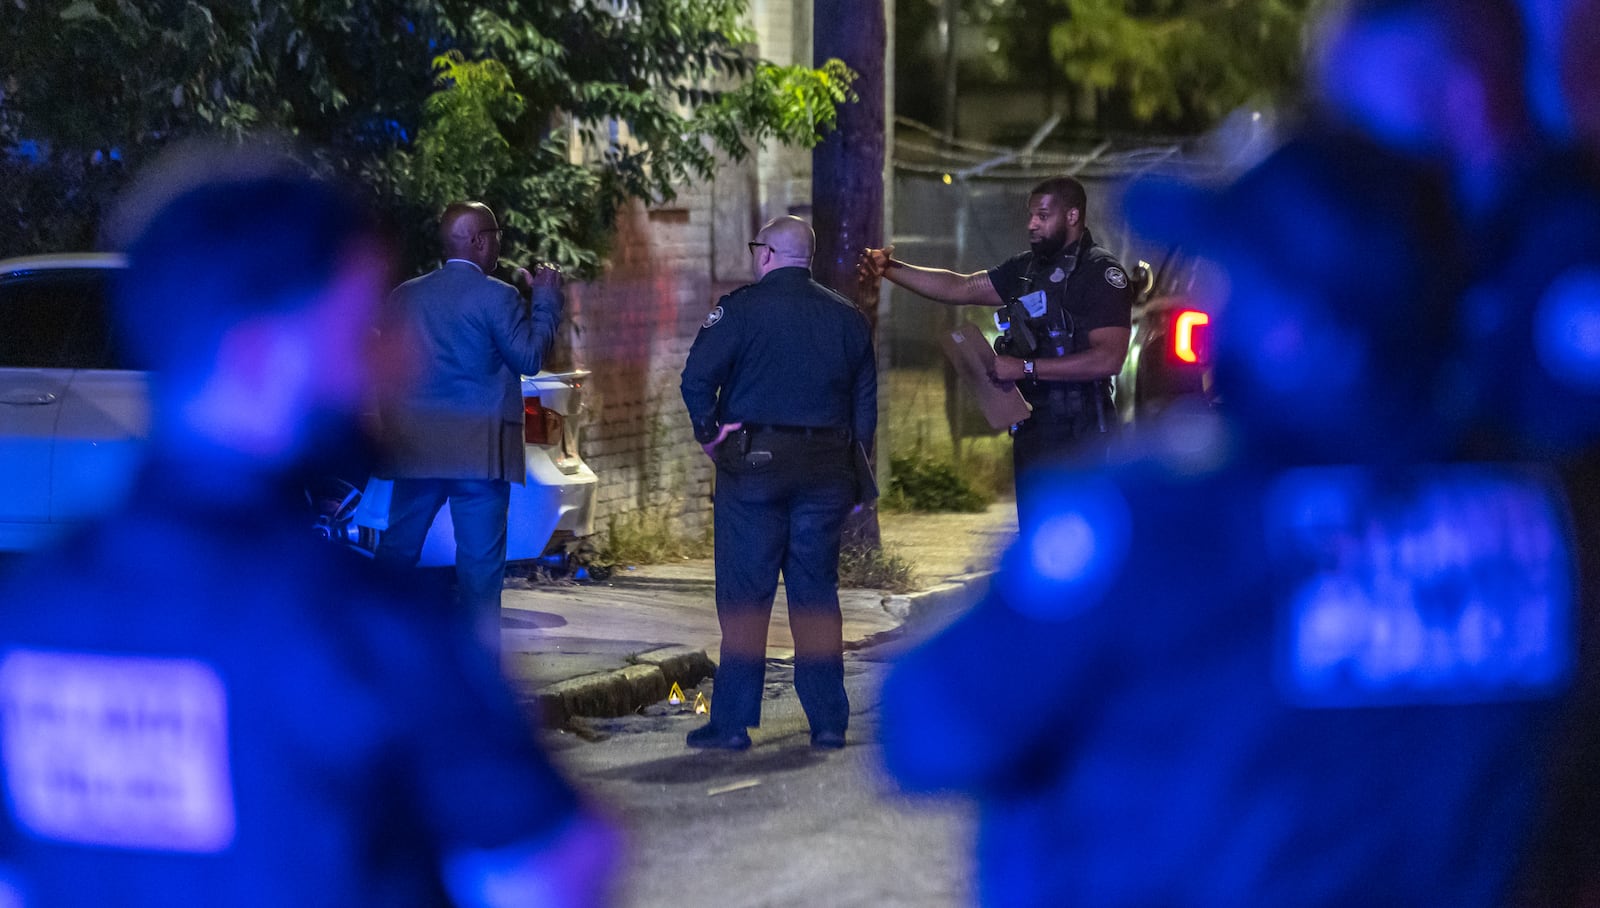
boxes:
[374,477,512,660]
[709,433,855,734]
[1011,409,1111,535]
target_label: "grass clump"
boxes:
[597,507,712,567]
[883,452,993,513]
[838,541,919,592]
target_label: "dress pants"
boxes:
[375,477,512,658]
[708,432,855,735]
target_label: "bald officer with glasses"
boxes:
[680,215,878,751]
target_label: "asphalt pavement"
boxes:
[499,504,1016,726]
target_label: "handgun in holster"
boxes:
[730,427,773,468]
[993,298,1040,359]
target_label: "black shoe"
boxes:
[810,730,846,750]
[686,724,752,751]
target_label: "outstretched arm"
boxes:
[858,245,1003,307]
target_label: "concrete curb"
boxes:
[534,572,993,727]
[535,645,717,728]
[882,570,993,628]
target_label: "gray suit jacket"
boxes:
[378,260,562,483]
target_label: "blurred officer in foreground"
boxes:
[1473,1,1600,900]
[374,201,564,660]
[0,145,614,906]
[857,177,1134,532]
[881,131,1582,905]
[1309,0,1537,224]
[679,215,876,751]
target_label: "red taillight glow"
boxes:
[524,397,551,445]
[1173,310,1211,364]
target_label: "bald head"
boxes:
[752,216,815,278]
[439,201,501,270]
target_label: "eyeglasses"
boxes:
[476,227,504,240]
[747,241,770,255]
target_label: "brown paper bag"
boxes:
[939,322,1033,430]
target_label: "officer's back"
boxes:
[0,145,612,907]
[678,215,877,751]
[881,128,1574,907]
[0,478,580,906]
[682,266,874,440]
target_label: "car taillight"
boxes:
[1172,309,1211,364]
[525,396,559,445]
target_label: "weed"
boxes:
[597,506,712,567]
[838,541,919,592]
[883,367,1014,503]
[883,451,992,513]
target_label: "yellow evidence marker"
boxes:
[693,692,709,715]
[667,682,685,706]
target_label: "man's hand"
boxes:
[990,355,1026,383]
[510,263,563,297]
[701,421,743,459]
[529,263,563,293]
[856,245,895,284]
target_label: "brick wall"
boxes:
[556,0,818,545]
[552,194,718,542]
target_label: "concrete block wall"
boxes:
[555,192,725,543]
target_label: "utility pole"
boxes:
[814,0,887,548]
[940,0,959,141]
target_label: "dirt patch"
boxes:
[878,502,1017,582]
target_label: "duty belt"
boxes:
[1023,380,1112,434]
[743,423,851,439]
[1024,382,1100,414]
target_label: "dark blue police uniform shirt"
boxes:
[987,230,1135,343]
[680,266,876,445]
[0,457,581,906]
[881,443,1575,907]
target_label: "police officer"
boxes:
[858,176,1135,531]
[881,132,1578,908]
[0,145,616,906]
[679,215,877,751]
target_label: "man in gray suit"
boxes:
[376,201,563,655]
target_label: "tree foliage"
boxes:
[0,0,855,275]
[1048,0,1317,126]
[895,0,1318,135]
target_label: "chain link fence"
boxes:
[883,116,1229,449]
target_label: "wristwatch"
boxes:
[1022,359,1036,377]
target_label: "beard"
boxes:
[1030,230,1069,259]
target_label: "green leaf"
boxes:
[59,1,101,21]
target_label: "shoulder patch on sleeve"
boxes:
[702,306,726,329]
[1104,266,1128,289]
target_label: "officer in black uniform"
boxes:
[679,215,877,751]
[859,176,1135,532]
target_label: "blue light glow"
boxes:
[1535,267,1600,389]
[1267,466,1574,707]
[1002,476,1131,620]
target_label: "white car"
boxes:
[351,370,597,567]
[0,254,596,563]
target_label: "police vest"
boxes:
[1008,242,1117,419]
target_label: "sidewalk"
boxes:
[500,503,1017,725]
